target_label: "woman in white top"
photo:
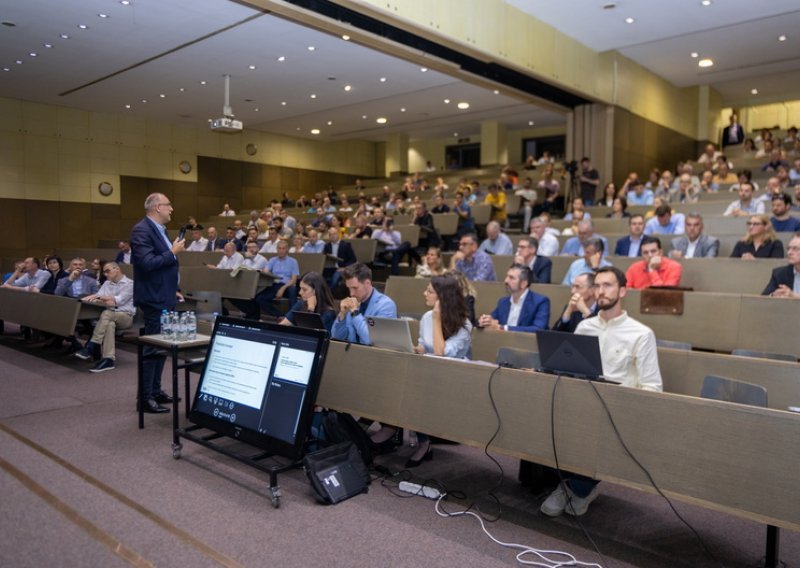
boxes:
[413,274,472,359]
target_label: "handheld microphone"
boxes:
[178,227,187,241]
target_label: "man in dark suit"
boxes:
[115,241,131,264]
[762,234,800,297]
[131,193,185,413]
[669,213,720,259]
[514,235,552,284]
[613,214,645,257]
[478,264,550,333]
[552,272,599,333]
[223,226,244,251]
[721,113,744,147]
[204,226,226,252]
[323,226,357,291]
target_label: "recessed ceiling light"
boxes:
[327,121,333,126]
[362,115,367,119]
[701,0,711,6]
[2,67,10,72]
[420,67,428,72]
[296,127,301,131]
[307,46,315,51]
[254,108,259,112]
[310,94,317,99]
[457,102,469,110]
[98,13,109,18]
[778,35,787,42]
[443,99,450,104]
[179,87,185,92]
[400,108,406,112]
[141,99,147,103]
[29,52,37,57]
[344,85,352,91]
[78,24,89,29]
[281,102,287,107]
[277,56,285,62]
[124,104,131,109]
[159,94,166,98]
[528,120,535,126]
[120,0,131,5]
[248,64,256,70]
[690,52,699,58]
[751,88,759,95]
[625,17,635,24]
[341,34,350,41]
[311,129,320,135]
[43,43,52,48]
[379,77,387,82]
[376,117,387,124]
[60,33,70,39]
[493,89,500,95]
[453,132,459,137]
[698,58,714,67]
[15,60,22,65]
[200,81,207,85]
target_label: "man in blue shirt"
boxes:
[561,238,612,286]
[770,194,800,232]
[560,220,608,257]
[614,215,646,257]
[331,263,397,344]
[478,221,514,256]
[626,179,654,206]
[644,204,685,236]
[301,229,326,253]
[257,240,299,318]
[450,233,496,281]
[2,257,50,291]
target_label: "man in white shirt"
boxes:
[301,229,326,254]
[259,228,281,254]
[219,203,235,216]
[724,182,765,217]
[241,241,269,272]
[74,262,135,373]
[541,266,662,518]
[529,217,559,257]
[185,227,208,252]
[207,242,243,270]
[478,221,514,255]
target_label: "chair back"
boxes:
[700,375,768,408]
[188,290,222,322]
[730,349,797,363]
[656,339,692,351]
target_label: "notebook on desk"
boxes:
[367,316,415,353]
[535,330,619,384]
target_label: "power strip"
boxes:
[398,481,443,499]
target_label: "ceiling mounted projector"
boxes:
[210,74,243,133]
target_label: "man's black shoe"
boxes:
[154,392,180,404]
[139,398,169,414]
[89,358,115,373]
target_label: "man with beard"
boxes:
[478,264,549,333]
[541,266,662,518]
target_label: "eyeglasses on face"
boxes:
[746,221,764,226]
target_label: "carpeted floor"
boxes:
[0,325,796,568]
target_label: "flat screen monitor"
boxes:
[189,316,329,460]
[535,330,608,382]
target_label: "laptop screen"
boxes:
[535,330,607,381]
[189,317,329,459]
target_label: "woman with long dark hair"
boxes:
[280,271,336,333]
[40,255,67,295]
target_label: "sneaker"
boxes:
[74,346,92,361]
[564,485,600,517]
[90,358,115,373]
[540,485,569,517]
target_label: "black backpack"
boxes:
[319,410,374,467]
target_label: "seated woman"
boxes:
[599,182,617,208]
[40,255,68,295]
[415,246,445,278]
[371,274,472,468]
[730,214,785,259]
[605,196,631,219]
[280,272,336,334]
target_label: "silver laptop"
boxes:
[366,316,415,353]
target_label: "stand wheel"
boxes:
[172,444,182,460]
[270,486,281,508]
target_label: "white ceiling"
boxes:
[508,0,800,105]
[1,0,798,145]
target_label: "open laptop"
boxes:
[535,330,619,384]
[293,311,326,331]
[366,316,415,353]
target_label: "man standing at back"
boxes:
[131,193,185,414]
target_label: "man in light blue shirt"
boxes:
[478,221,514,255]
[561,238,612,286]
[560,220,608,257]
[301,229,326,253]
[54,258,100,299]
[644,204,685,236]
[332,263,397,344]
[256,241,299,318]
[2,257,50,291]
[626,180,654,206]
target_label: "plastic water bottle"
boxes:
[187,311,197,341]
[177,312,187,342]
[169,311,178,341]
[160,309,170,340]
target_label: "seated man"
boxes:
[529,217,559,257]
[626,179,654,206]
[561,238,611,286]
[2,257,50,291]
[724,182,765,217]
[74,262,134,373]
[614,214,645,257]
[484,183,507,224]
[478,221,514,255]
[204,226,226,252]
[770,194,800,233]
[762,233,800,299]
[226,242,270,320]
[560,220,608,256]
[223,226,244,251]
[372,217,414,275]
[624,236,683,289]
[478,264,549,333]
[206,242,243,270]
[301,229,326,253]
[552,272,598,333]
[450,233,496,281]
[257,241,299,318]
[115,241,132,264]
[185,227,209,252]
[259,227,281,254]
[670,213,719,258]
[668,173,700,204]
[644,204,685,235]
[541,266,662,518]
[514,236,552,284]
[331,263,397,344]
[563,197,591,221]
[55,258,100,299]
[323,226,357,291]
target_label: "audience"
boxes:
[331,263,397,344]
[3,257,50,291]
[670,213,720,258]
[450,233,496,282]
[478,265,550,333]
[40,255,67,295]
[624,237,683,289]
[770,194,800,232]
[529,217,560,257]
[416,246,445,278]
[479,221,514,256]
[614,215,645,257]
[551,272,598,333]
[731,215,784,259]
[514,236,552,284]
[280,271,337,334]
[644,204,685,236]
[762,234,800,298]
[561,238,611,286]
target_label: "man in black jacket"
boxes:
[514,236,552,284]
[323,227,357,291]
[551,272,598,332]
[762,233,800,298]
